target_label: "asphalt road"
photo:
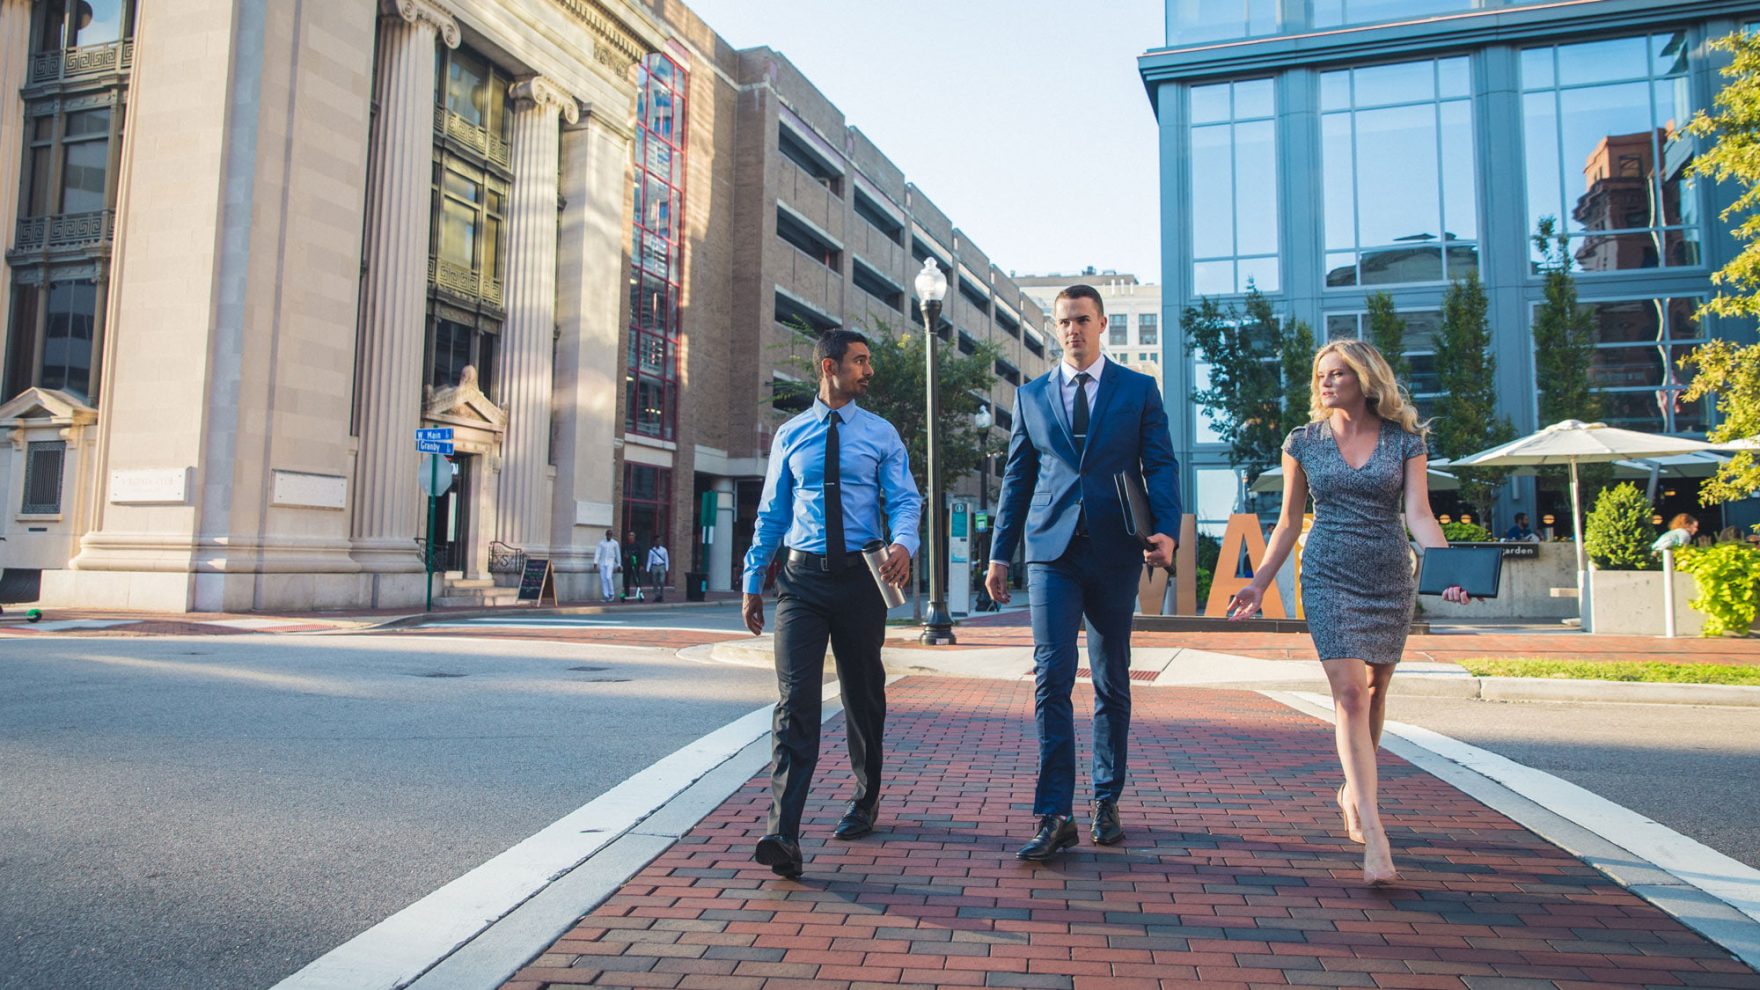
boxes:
[0,633,777,990]
[1387,695,1760,870]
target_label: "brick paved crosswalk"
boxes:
[502,678,1760,989]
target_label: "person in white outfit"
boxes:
[594,530,620,602]
[647,541,670,602]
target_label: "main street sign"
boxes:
[415,427,454,442]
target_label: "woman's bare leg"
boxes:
[1323,658,1397,883]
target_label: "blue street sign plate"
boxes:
[416,439,455,455]
[415,427,454,442]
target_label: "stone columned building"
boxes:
[0,0,664,610]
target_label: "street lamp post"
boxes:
[915,258,955,645]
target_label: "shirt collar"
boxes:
[813,397,861,423]
[1061,353,1106,386]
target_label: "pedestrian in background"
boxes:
[1652,513,1698,554]
[621,530,643,601]
[741,329,920,880]
[1228,339,1471,885]
[647,541,670,602]
[594,529,620,603]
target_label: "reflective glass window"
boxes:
[39,280,97,399]
[625,53,688,441]
[1313,0,1472,30]
[1321,57,1477,288]
[1188,79,1279,295]
[1170,0,1277,45]
[1194,467,1239,537]
[1520,32,1698,273]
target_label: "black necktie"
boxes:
[825,409,844,569]
[1072,372,1091,456]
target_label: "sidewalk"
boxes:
[502,678,1760,990]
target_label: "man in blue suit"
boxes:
[985,284,1181,861]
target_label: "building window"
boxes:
[1313,0,1470,30]
[958,276,990,315]
[995,310,1020,339]
[424,313,497,397]
[771,374,811,414]
[1322,57,1476,288]
[3,280,100,402]
[428,156,509,307]
[1190,78,1279,295]
[626,52,687,441]
[21,440,66,515]
[995,359,1021,386]
[1171,0,1276,45]
[1521,32,1698,273]
[1191,362,1225,444]
[1023,333,1044,359]
[996,406,1013,430]
[1536,296,1708,434]
[622,463,672,557]
[851,258,902,311]
[853,188,903,245]
[776,207,840,270]
[776,291,838,337]
[1194,467,1239,538]
[778,124,842,196]
[1139,313,1159,346]
[1108,313,1128,346]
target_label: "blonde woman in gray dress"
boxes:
[1227,339,1471,884]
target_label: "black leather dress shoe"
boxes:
[754,834,803,878]
[1090,799,1124,845]
[1016,814,1078,861]
[833,801,877,840]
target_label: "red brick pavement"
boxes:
[502,678,1759,989]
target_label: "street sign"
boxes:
[416,439,455,455]
[415,427,454,441]
[418,453,454,496]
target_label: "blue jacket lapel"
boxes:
[1081,364,1124,465]
[1036,371,1078,465]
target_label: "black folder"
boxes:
[1113,471,1155,549]
[1417,546,1503,598]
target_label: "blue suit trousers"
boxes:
[1028,536,1141,817]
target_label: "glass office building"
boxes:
[1141,0,1757,532]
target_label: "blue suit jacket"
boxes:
[990,360,1182,566]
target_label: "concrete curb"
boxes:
[367,598,740,631]
[702,639,1760,707]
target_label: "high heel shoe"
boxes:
[1362,829,1399,886]
[1336,784,1364,844]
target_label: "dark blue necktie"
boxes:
[825,409,844,569]
[1072,372,1091,456]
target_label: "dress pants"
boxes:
[767,554,888,839]
[1027,535,1141,817]
[599,567,616,601]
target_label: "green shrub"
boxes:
[1676,542,1760,637]
[1442,520,1493,542]
[1584,482,1657,571]
[1195,533,1222,610]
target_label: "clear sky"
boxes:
[679,0,1166,284]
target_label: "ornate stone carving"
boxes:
[509,76,581,125]
[550,0,648,73]
[381,0,459,48]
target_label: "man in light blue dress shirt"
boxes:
[741,329,921,879]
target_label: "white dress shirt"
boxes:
[1059,353,1107,426]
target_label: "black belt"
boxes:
[786,547,861,572]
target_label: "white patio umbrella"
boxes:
[1248,464,1461,494]
[1453,419,1714,630]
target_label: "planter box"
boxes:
[1589,567,1704,636]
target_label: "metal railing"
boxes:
[28,40,133,86]
[13,210,113,254]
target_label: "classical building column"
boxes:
[0,0,33,346]
[496,76,576,553]
[351,0,458,575]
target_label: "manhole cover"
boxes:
[568,665,611,672]
[584,677,631,683]
[407,672,467,678]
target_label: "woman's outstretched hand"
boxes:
[1226,585,1263,621]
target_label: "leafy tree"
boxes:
[1678,30,1760,506]
[1680,339,1760,504]
[1583,482,1657,572]
[1530,216,1600,426]
[1430,271,1515,517]
[774,318,1004,498]
[1364,292,1409,384]
[1687,29,1760,321]
[1183,286,1312,484]
[1279,316,1316,439]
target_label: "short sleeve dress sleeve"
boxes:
[1282,427,1306,463]
[1400,428,1428,461]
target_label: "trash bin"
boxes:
[685,571,706,602]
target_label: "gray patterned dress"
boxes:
[1283,419,1426,665]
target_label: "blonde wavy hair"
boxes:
[1308,339,1426,436]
